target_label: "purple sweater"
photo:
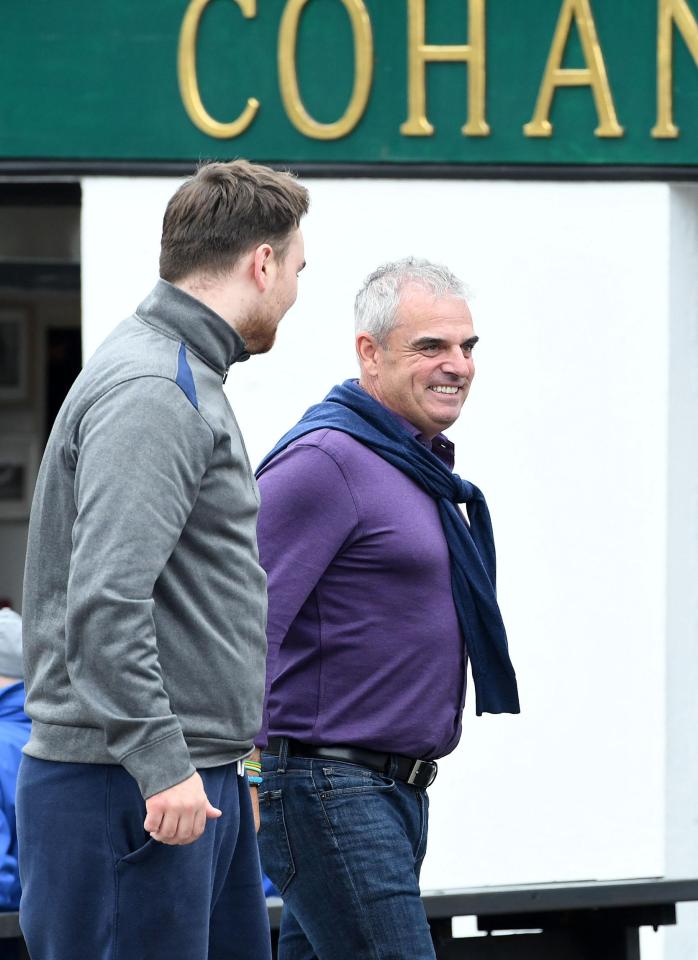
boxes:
[256,421,467,760]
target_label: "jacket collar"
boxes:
[136,279,249,377]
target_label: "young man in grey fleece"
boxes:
[17,160,308,960]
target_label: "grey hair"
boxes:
[354,257,468,344]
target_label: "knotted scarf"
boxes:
[257,379,520,716]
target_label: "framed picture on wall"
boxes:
[0,436,38,520]
[0,306,29,401]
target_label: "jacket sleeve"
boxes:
[255,441,359,748]
[65,376,214,798]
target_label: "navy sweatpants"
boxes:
[16,756,271,960]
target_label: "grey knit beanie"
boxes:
[0,609,23,679]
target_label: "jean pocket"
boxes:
[258,788,296,895]
[320,764,396,798]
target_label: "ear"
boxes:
[356,332,382,375]
[252,243,274,292]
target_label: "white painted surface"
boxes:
[82,177,698,956]
[82,178,181,361]
[662,186,698,960]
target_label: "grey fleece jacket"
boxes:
[22,280,267,799]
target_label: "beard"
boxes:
[235,310,279,355]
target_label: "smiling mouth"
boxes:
[428,385,460,394]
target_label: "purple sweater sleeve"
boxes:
[255,440,359,748]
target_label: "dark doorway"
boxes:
[0,182,81,611]
[45,327,82,441]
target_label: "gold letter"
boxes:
[178,0,259,139]
[652,0,698,138]
[401,0,489,136]
[278,0,373,141]
[523,0,623,138]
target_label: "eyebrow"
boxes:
[411,335,480,350]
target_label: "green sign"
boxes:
[2,0,698,166]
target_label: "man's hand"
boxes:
[144,771,222,845]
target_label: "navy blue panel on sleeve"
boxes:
[176,342,198,410]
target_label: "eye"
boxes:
[420,343,440,355]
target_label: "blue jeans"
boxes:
[17,756,271,960]
[258,744,435,960]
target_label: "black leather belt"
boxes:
[265,736,438,789]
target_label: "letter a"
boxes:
[524,0,623,138]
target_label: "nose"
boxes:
[442,347,473,380]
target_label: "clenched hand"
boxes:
[144,772,222,845]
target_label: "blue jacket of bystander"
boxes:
[0,682,30,910]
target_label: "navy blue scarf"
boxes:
[257,380,520,716]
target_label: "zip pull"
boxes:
[223,368,229,384]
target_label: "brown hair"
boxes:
[159,159,309,282]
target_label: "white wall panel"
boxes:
[663,185,698,960]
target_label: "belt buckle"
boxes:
[406,759,438,788]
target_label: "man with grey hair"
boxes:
[254,257,519,959]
